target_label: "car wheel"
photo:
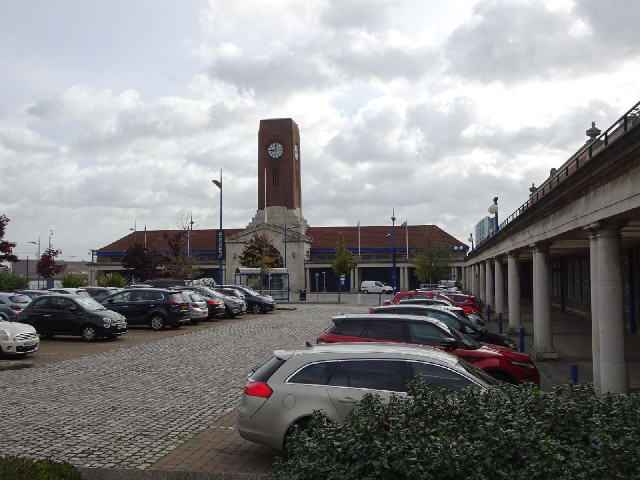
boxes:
[250,303,261,314]
[226,308,236,319]
[363,289,368,294]
[149,315,167,331]
[81,326,98,342]
[487,370,517,384]
[284,417,312,454]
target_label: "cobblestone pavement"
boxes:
[0,303,366,470]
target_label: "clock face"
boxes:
[294,144,299,161]
[267,142,284,158]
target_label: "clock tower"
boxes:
[247,118,308,231]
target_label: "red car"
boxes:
[317,314,539,385]
[390,291,482,317]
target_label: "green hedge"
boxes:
[271,383,640,479]
[0,456,83,480]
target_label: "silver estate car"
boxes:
[236,343,500,451]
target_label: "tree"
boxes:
[0,270,28,291]
[161,231,201,279]
[0,214,18,264]
[412,241,452,285]
[98,272,128,288]
[36,247,67,288]
[239,234,283,293]
[61,273,88,288]
[331,232,358,302]
[121,243,159,283]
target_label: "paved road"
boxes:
[0,302,369,470]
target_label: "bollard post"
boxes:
[570,364,579,384]
[519,327,525,352]
[487,305,491,324]
[498,313,502,334]
[378,292,382,305]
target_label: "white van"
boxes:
[360,281,393,294]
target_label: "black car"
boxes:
[102,288,191,330]
[173,286,232,319]
[20,294,128,341]
[369,304,517,350]
[220,285,276,314]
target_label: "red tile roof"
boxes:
[97,225,463,253]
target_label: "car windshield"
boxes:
[75,297,108,311]
[8,295,31,304]
[444,324,479,350]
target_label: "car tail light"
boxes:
[368,308,374,313]
[10,306,21,311]
[243,380,272,398]
[164,301,180,306]
[208,300,219,306]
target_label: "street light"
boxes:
[28,239,40,288]
[391,209,397,293]
[212,168,223,285]
[488,197,499,233]
[468,233,474,251]
[129,227,137,243]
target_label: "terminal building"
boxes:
[89,118,467,296]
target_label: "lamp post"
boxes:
[488,197,499,233]
[129,227,137,243]
[391,209,397,293]
[468,233,474,251]
[28,239,40,288]
[212,168,223,285]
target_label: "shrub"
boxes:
[98,272,128,288]
[0,270,28,291]
[0,456,83,480]
[271,382,640,479]
[61,273,88,288]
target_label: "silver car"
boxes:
[0,292,32,322]
[179,291,208,324]
[236,343,500,451]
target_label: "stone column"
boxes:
[597,224,629,394]
[586,226,601,391]
[507,252,522,334]
[485,259,493,309]
[494,256,504,317]
[532,243,556,360]
[479,262,486,306]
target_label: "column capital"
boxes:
[530,241,551,253]
[507,250,520,260]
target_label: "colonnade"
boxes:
[460,222,629,394]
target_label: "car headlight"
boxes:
[102,317,113,324]
[0,330,9,341]
[510,361,536,369]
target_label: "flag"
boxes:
[356,220,360,230]
[401,220,407,227]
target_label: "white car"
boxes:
[0,319,39,356]
[178,291,209,324]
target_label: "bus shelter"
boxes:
[234,268,290,301]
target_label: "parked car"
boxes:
[390,291,482,317]
[317,314,539,385]
[172,286,230,319]
[360,281,393,294]
[47,287,91,297]
[220,285,276,314]
[397,298,484,326]
[369,304,515,349]
[237,342,501,451]
[78,287,120,302]
[102,288,190,330]
[177,291,209,324]
[0,292,32,321]
[211,286,248,313]
[0,318,39,356]
[20,294,127,341]
[14,290,49,299]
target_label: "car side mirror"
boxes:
[440,337,458,350]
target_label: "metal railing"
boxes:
[477,100,640,248]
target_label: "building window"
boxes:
[574,259,582,302]
[272,167,279,187]
[567,261,574,300]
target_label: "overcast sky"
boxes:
[2,0,639,262]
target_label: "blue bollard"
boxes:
[487,305,491,323]
[570,364,578,384]
[378,292,382,305]
[519,328,525,352]
[498,313,502,334]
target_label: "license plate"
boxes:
[23,341,37,347]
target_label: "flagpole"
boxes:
[405,221,408,257]
[357,220,361,257]
[264,168,267,223]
